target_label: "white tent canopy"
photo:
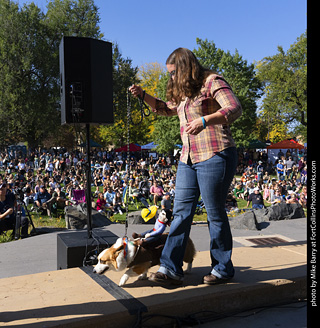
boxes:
[141,142,158,150]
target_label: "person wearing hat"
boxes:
[246,187,265,210]
[0,181,29,237]
[34,185,52,216]
[161,192,172,211]
[256,160,264,182]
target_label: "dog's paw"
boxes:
[119,274,129,287]
[138,273,148,280]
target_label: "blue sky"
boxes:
[20,0,307,68]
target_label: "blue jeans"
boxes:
[158,147,237,280]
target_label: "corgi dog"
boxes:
[93,233,196,286]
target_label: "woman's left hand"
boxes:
[185,118,205,135]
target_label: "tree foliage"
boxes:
[0,0,58,146]
[256,32,307,140]
[137,62,176,151]
[0,1,307,152]
[0,0,103,147]
[152,72,181,154]
[95,44,150,148]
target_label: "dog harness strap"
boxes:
[127,245,141,268]
[123,237,128,259]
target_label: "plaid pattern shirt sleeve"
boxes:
[155,74,242,164]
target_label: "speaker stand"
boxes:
[85,123,93,238]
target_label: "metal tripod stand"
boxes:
[14,195,37,240]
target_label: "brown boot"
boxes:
[203,273,232,285]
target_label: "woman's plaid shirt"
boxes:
[154,74,242,164]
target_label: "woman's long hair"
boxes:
[166,48,214,104]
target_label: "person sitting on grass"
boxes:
[34,185,52,216]
[103,186,115,208]
[233,183,245,200]
[44,185,69,213]
[149,180,165,207]
[246,187,265,210]
[286,192,299,205]
[112,191,125,215]
[128,179,149,208]
[96,192,108,213]
[96,192,114,217]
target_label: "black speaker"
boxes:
[59,36,113,125]
[57,230,119,269]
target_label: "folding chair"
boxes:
[71,189,86,205]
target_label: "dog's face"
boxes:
[158,209,172,223]
[93,240,125,274]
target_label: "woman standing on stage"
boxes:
[129,47,242,285]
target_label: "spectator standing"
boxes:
[256,161,264,182]
[298,156,305,174]
[276,160,284,181]
[45,160,54,177]
[286,156,295,179]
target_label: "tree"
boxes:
[45,0,104,147]
[96,44,152,148]
[0,0,104,148]
[268,121,289,143]
[256,32,307,139]
[138,62,165,98]
[137,62,166,142]
[0,0,59,147]
[46,0,103,39]
[151,72,181,154]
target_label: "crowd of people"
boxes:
[229,148,307,212]
[0,146,307,236]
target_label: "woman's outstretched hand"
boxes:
[129,85,143,98]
